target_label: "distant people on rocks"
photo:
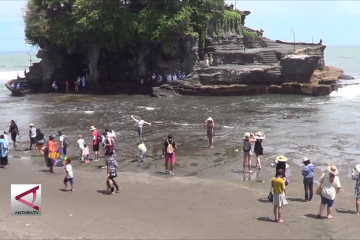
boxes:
[11,82,15,88]
[65,80,69,92]
[317,165,341,219]
[131,115,151,141]
[204,117,215,148]
[163,134,176,175]
[254,132,265,169]
[52,81,58,91]
[9,120,19,148]
[0,134,9,169]
[81,75,86,88]
[29,123,36,150]
[16,83,21,90]
[74,77,80,92]
[242,132,256,173]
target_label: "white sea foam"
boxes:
[0,71,25,81]
[330,82,360,99]
[223,126,235,129]
[137,106,156,110]
[84,111,94,114]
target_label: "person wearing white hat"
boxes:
[351,165,360,215]
[204,117,215,148]
[317,165,341,219]
[254,132,265,169]
[242,132,256,173]
[302,157,314,202]
[29,123,36,150]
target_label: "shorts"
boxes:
[82,154,89,159]
[30,137,36,144]
[93,144,99,152]
[64,177,74,185]
[243,151,253,156]
[273,192,288,207]
[321,194,335,208]
[140,150,146,157]
[165,152,176,165]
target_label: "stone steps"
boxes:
[259,36,282,48]
[262,51,278,64]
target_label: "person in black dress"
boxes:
[254,132,265,169]
[35,128,46,156]
[8,120,19,147]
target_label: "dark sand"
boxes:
[0,138,359,239]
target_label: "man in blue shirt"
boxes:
[0,134,9,168]
[302,157,314,202]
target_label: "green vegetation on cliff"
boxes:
[24,0,224,53]
[243,29,258,42]
[214,10,242,35]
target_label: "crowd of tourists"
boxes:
[0,117,358,223]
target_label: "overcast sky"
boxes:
[0,1,359,52]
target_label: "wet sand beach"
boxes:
[0,90,360,239]
[1,150,360,239]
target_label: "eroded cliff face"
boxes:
[27,32,199,91]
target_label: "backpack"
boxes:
[96,132,102,143]
[63,135,69,147]
[243,139,251,152]
[109,166,117,177]
[166,140,174,155]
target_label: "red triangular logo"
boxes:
[15,186,39,211]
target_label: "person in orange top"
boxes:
[44,135,56,173]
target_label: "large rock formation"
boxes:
[22,2,351,97]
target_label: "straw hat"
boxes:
[326,165,339,175]
[255,131,265,139]
[29,123,34,127]
[355,165,360,173]
[275,156,288,162]
[89,126,97,130]
[206,117,213,122]
[303,157,310,163]
[244,132,250,138]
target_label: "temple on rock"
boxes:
[16,1,346,96]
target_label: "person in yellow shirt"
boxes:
[271,169,287,223]
[137,142,147,163]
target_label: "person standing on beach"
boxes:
[317,165,341,219]
[137,141,147,163]
[77,135,85,160]
[351,165,360,215]
[242,132,256,173]
[131,115,151,141]
[204,117,215,148]
[29,124,36,150]
[90,126,100,161]
[105,128,116,157]
[163,134,176,175]
[45,135,56,173]
[3,131,8,147]
[63,159,74,191]
[58,131,68,155]
[302,157,314,202]
[35,128,46,156]
[8,120,19,148]
[254,132,265,169]
[106,150,119,194]
[271,169,287,223]
[0,134,9,168]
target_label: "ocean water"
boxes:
[0,47,359,176]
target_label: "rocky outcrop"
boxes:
[275,40,323,46]
[339,73,355,80]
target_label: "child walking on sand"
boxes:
[83,144,90,163]
[137,141,147,163]
[63,159,74,191]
